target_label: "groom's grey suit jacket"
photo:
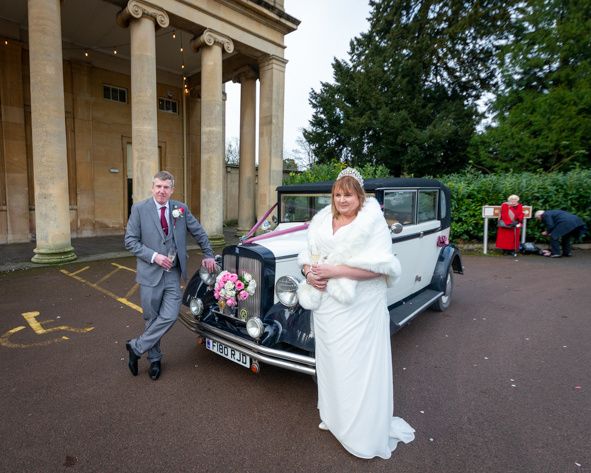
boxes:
[124,198,214,286]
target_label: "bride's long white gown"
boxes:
[313,215,415,459]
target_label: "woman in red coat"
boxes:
[496,194,524,256]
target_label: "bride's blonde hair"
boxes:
[331,176,366,219]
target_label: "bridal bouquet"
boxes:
[214,270,257,308]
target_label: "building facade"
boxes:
[0,0,299,262]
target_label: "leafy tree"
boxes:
[284,161,389,185]
[472,0,591,171]
[286,132,317,170]
[225,137,239,165]
[304,0,514,176]
[283,158,299,171]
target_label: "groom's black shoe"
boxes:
[125,341,139,376]
[149,360,161,380]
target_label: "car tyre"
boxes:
[431,267,453,312]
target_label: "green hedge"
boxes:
[285,165,590,244]
[441,169,591,243]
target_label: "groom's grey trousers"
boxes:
[129,267,182,362]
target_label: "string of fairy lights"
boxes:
[3,26,190,96]
[10,26,191,95]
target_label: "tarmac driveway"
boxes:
[0,251,590,473]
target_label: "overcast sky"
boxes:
[225,0,371,159]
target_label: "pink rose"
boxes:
[238,290,249,301]
[226,297,237,307]
[235,280,245,291]
[229,273,238,283]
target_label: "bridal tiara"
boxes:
[336,167,364,187]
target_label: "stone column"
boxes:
[27,0,76,263]
[257,55,287,220]
[191,30,234,246]
[117,0,169,202]
[187,90,201,216]
[0,41,30,243]
[70,62,95,236]
[233,66,257,235]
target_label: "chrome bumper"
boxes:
[179,308,316,376]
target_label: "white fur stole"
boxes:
[297,197,401,310]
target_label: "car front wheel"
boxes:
[431,267,453,312]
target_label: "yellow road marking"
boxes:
[111,262,136,273]
[95,266,123,286]
[60,268,142,314]
[21,311,94,335]
[124,283,140,299]
[69,266,90,276]
[2,260,142,349]
[0,312,93,349]
[112,263,140,298]
[116,297,142,313]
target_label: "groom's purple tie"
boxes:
[160,206,168,235]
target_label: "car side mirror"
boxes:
[390,222,403,234]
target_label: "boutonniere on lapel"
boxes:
[172,205,185,228]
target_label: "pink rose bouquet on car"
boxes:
[214,270,256,308]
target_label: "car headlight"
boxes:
[199,264,219,286]
[189,297,204,317]
[275,275,299,308]
[246,317,264,339]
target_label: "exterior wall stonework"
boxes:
[0,53,188,240]
[0,0,299,249]
[0,54,276,242]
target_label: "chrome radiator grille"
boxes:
[223,253,262,320]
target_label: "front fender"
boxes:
[263,303,315,353]
[430,244,463,292]
[182,272,212,306]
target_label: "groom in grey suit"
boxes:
[124,170,216,380]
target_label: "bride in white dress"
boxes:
[298,168,415,459]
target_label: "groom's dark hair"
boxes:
[153,170,175,187]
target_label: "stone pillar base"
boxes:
[31,246,77,264]
[208,234,226,248]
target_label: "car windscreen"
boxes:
[279,192,376,223]
[280,193,332,222]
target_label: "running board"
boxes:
[389,289,443,329]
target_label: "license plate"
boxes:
[205,338,250,368]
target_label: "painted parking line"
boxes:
[60,263,142,314]
[1,262,140,349]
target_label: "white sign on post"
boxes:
[482,205,533,254]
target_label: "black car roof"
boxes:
[277,177,446,193]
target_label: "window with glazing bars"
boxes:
[103,84,127,103]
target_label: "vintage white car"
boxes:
[178,178,463,376]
